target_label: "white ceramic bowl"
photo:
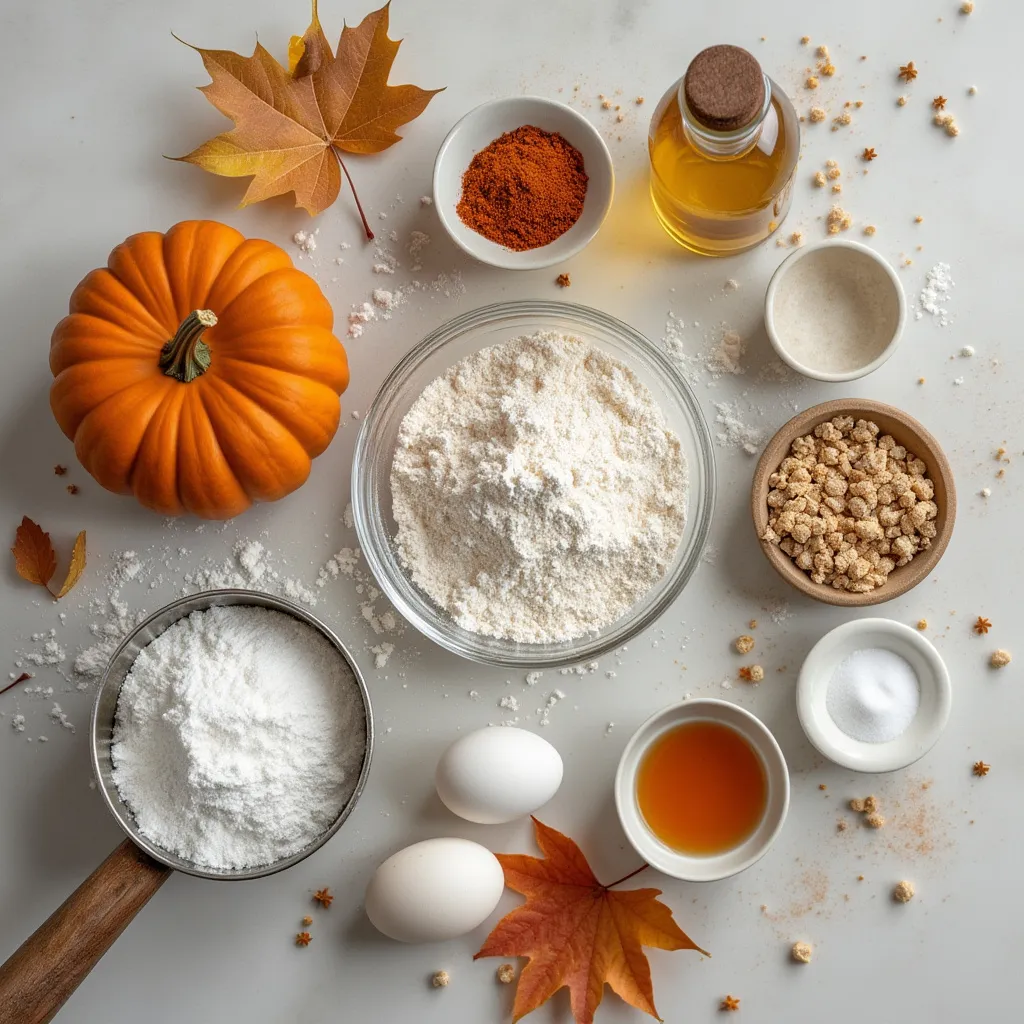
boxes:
[432,96,614,270]
[797,618,952,773]
[615,699,790,882]
[764,240,907,382]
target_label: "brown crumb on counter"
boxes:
[831,183,842,194]
[66,484,79,495]
[991,649,1012,668]
[897,95,908,107]
[826,205,853,233]
[556,273,571,288]
[735,635,755,655]
[801,35,811,45]
[809,107,827,123]
[826,166,841,180]
[864,225,877,236]
[806,76,819,89]
[831,111,852,130]
[820,61,836,77]
[819,783,827,791]
[301,915,313,926]
[813,170,827,187]
[934,112,960,136]
[865,812,886,829]
[837,819,848,832]
[791,941,813,964]
[972,760,990,777]
[54,465,67,475]
[601,99,612,109]
[863,795,879,814]
[749,665,764,682]
[497,964,515,984]
[917,618,928,630]
[432,970,450,988]
[960,1,974,12]
[790,231,803,246]
[817,44,829,58]
[918,377,925,384]
[893,880,915,903]
[849,798,866,813]
[749,619,758,629]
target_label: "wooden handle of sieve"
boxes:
[0,838,172,1024]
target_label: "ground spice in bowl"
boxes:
[456,125,588,250]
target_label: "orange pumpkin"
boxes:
[50,220,349,519]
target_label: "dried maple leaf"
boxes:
[474,818,708,1024]
[56,531,86,599]
[11,519,86,599]
[175,1,443,229]
[12,517,57,588]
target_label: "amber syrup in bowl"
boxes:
[635,719,768,855]
[648,44,799,256]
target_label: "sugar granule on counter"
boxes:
[292,229,318,255]
[110,605,366,871]
[408,230,431,271]
[497,964,515,984]
[499,695,520,712]
[917,263,954,325]
[713,402,764,455]
[706,327,746,376]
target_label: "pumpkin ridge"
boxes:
[213,341,346,389]
[129,386,189,514]
[214,266,333,332]
[109,233,178,332]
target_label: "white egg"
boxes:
[365,837,504,943]
[435,726,563,824]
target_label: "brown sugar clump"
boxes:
[432,970,451,988]
[849,797,866,813]
[809,107,827,123]
[497,964,515,984]
[865,812,886,829]
[863,795,879,814]
[892,880,915,903]
[735,635,755,655]
[826,205,853,233]
[991,649,1012,668]
[917,618,928,630]
[837,819,848,832]
[555,273,571,288]
[791,941,813,964]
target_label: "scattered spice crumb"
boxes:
[302,915,313,926]
[826,166,841,180]
[981,487,992,498]
[749,665,765,682]
[54,465,67,475]
[601,99,612,110]
[555,273,571,288]
[313,887,334,908]
[826,205,853,234]
[497,964,515,984]
[973,616,992,634]
[831,111,852,130]
[831,183,842,194]
[820,62,836,77]
[813,170,827,187]
[819,783,827,791]
[800,35,810,45]
[721,995,741,1012]
[960,1,974,12]
[849,798,866,813]
[897,95,908,107]
[806,76,819,90]
[865,812,886,829]
[864,225,877,236]
[932,96,947,110]
[738,666,753,681]
[295,932,311,947]
[917,618,928,630]
[791,941,813,964]
[735,635,755,655]
[898,62,918,83]
[432,970,450,988]
[748,619,758,629]
[968,85,978,95]
[836,819,848,832]
[863,795,879,814]
[918,376,925,384]
[816,44,829,58]
[635,96,645,104]
[862,147,877,161]
[990,649,1012,668]
[914,215,924,224]
[789,231,803,246]
[972,760,990,777]
[934,112,960,136]
[892,880,915,903]
[809,107,827,123]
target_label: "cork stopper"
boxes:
[683,45,765,132]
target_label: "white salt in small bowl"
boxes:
[797,618,951,773]
[764,240,907,382]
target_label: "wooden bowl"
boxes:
[751,399,956,607]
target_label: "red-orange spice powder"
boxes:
[456,125,588,251]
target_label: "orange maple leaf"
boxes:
[175,2,443,225]
[474,818,708,1024]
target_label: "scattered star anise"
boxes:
[295,931,312,946]
[898,61,918,82]
[721,995,741,1011]
[973,760,990,777]
[738,667,754,681]
[66,484,79,495]
[862,147,877,161]
[53,465,67,476]
[974,616,992,634]
[313,887,334,908]
[932,95,947,110]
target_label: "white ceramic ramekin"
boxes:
[432,96,614,270]
[797,618,952,773]
[764,239,907,382]
[614,699,790,882]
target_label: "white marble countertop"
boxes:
[0,0,1016,1020]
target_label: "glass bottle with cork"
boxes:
[648,44,799,256]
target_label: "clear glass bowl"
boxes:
[351,301,716,669]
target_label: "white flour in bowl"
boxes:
[111,605,366,871]
[390,331,688,643]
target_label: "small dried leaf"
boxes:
[56,531,87,598]
[12,517,57,587]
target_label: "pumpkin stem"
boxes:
[160,309,217,383]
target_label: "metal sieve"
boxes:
[0,589,373,1024]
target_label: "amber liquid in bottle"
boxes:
[649,78,799,256]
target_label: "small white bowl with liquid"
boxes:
[764,240,907,382]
